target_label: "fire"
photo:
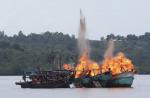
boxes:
[75,53,89,78]
[88,62,101,77]
[63,64,74,71]
[102,52,135,75]
[64,52,135,78]
[64,52,101,78]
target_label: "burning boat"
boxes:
[101,52,135,87]
[16,52,135,88]
[16,11,136,88]
[64,52,136,88]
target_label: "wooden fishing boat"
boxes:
[72,71,134,88]
[15,70,71,88]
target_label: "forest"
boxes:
[0,31,149,75]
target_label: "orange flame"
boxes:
[64,52,100,78]
[64,52,135,78]
[102,52,135,75]
[63,64,74,71]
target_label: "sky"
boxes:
[0,0,150,40]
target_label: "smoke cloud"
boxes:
[77,10,90,57]
[104,39,114,59]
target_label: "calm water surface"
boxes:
[0,75,149,98]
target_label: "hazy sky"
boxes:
[0,0,150,39]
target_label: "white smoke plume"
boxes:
[77,10,90,57]
[104,39,114,59]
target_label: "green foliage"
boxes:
[0,31,149,75]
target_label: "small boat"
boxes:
[15,70,71,88]
[72,71,134,88]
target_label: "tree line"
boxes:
[0,31,149,75]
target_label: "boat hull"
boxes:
[93,72,112,87]
[73,72,112,88]
[16,81,69,88]
[105,72,134,87]
[72,72,134,88]
[74,77,93,88]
